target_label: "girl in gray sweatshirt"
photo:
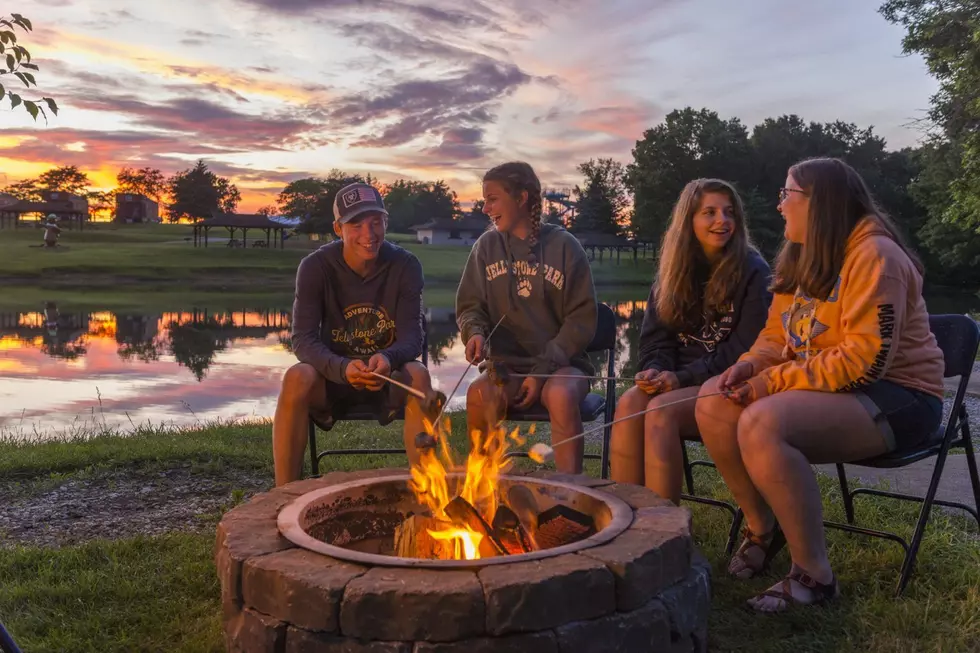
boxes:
[456,161,598,474]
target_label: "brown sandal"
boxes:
[728,524,786,580]
[748,569,840,613]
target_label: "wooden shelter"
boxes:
[0,191,89,230]
[192,213,290,249]
[574,232,655,264]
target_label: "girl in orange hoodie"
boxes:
[695,157,945,612]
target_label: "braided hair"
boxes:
[483,161,543,252]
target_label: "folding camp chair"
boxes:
[0,621,22,653]
[307,319,428,476]
[503,302,618,478]
[824,313,980,596]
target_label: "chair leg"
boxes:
[837,463,855,524]
[725,508,744,557]
[0,622,22,653]
[307,417,319,477]
[682,444,696,495]
[960,426,980,531]
[896,438,954,596]
[600,422,612,480]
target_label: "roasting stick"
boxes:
[527,391,727,463]
[367,371,427,400]
[433,313,508,426]
[514,373,631,382]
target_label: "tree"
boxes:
[38,165,90,195]
[571,158,630,235]
[256,205,276,217]
[166,160,240,222]
[1,177,40,201]
[469,199,486,218]
[383,180,460,233]
[626,108,754,246]
[0,13,57,122]
[277,170,374,234]
[117,167,166,201]
[880,0,980,232]
[86,190,114,221]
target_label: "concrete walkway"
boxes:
[816,455,979,509]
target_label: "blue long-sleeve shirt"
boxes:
[291,240,424,384]
[637,250,772,388]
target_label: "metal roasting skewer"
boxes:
[514,373,631,382]
[527,391,728,463]
[367,371,427,400]
[433,314,508,426]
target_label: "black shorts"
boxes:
[310,372,408,432]
[853,380,943,453]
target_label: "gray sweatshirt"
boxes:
[292,240,424,385]
[456,223,598,376]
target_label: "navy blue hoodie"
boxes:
[637,250,772,388]
[291,240,424,385]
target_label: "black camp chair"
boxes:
[681,441,744,556]
[503,302,618,478]
[0,621,22,653]
[823,313,980,596]
[307,320,428,476]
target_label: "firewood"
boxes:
[444,496,506,557]
[504,485,540,550]
[394,514,444,559]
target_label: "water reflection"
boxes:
[0,298,651,438]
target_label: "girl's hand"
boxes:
[718,361,753,392]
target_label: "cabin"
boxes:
[115,193,160,223]
[412,217,490,246]
[0,190,89,230]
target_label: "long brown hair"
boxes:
[772,157,922,298]
[482,161,543,250]
[655,178,755,330]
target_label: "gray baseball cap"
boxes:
[333,182,388,225]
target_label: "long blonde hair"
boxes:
[655,178,755,330]
[772,157,922,299]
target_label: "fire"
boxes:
[407,412,530,560]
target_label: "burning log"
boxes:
[534,505,596,549]
[505,485,540,550]
[492,505,534,554]
[393,515,444,559]
[444,496,507,557]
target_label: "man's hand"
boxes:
[363,353,391,391]
[465,334,487,365]
[345,359,370,390]
[514,376,543,410]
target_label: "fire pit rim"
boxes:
[276,472,634,568]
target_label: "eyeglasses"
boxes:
[778,187,807,202]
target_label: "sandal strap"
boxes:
[759,570,838,606]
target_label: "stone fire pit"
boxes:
[216,468,711,653]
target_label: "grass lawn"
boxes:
[0,223,654,290]
[1,420,978,652]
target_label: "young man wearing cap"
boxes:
[272,182,432,486]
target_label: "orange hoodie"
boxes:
[740,217,945,399]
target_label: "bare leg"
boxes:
[273,363,327,487]
[695,376,774,536]
[738,391,886,611]
[644,386,701,504]
[540,367,590,474]
[609,385,652,485]
[400,361,433,469]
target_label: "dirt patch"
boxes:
[0,464,273,549]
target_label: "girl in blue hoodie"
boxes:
[609,178,771,503]
[457,161,598,474]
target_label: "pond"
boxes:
[1,286,977,440]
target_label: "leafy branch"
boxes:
[0,13,58,122]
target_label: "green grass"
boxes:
[1,420,979,652]
[0,223,653,290]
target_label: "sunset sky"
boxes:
[3,0,937,212]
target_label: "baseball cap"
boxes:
[333,182,388,225]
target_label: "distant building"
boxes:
[0,193,17,209]
[40,190,89,214]
[115,193,160,223]
[412,217,490,246]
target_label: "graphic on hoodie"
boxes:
[678,302,736,352]
[483,259,566,298]
[331,303,396,356]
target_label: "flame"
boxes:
[408,410,531,561]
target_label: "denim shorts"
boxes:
[852,380,943,453]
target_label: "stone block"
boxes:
[660,561,711,641]
[216,514,295,614]
[628,507,693,589]
[412,631,558,653]
[478,554,615,635]
[285,628,412,653]
[524,470,615,488]
[601,483,674,509]
[578,524,667,610]
[226,608,287,653]
[555,599,670,653]
[244,549,367,632]
[278,468,409,496]
[341,568,485,642]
